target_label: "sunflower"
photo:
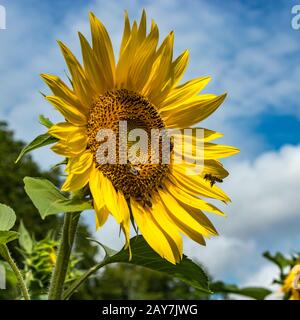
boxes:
[282,265,300,300]
[42,11,239,264]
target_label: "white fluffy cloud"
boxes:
[181,144,300,284]
[242,264,279,289]
[185,236,257,277]
[223,144,300,236]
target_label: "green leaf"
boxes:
[210,281,271,300]
[0,204,16,231]
[23,177,92,219]
[39,115,53,128]
[0,231,19,244]
[0,261,18,286]
[18,221,33,254]
[263,251,292,271]
[87,237,118,258]
[15,133,58,163]
[64,236,210,300]
[100,236,210,294]
[51,159,68,170]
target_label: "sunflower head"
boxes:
[42,10,239,264]
[87,88,168,202]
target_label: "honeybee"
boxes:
[204,173,223,187]
[135,193,152,208]
[143,198,153,208]
[127,161,142,176]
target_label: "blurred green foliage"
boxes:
[72,263,210,300]
[0,121,60,238]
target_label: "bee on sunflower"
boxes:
[42,10,239,265]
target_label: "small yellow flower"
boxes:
[49,249,57,265]
[282,265,300,300]
[42,11,239,264]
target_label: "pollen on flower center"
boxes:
[87,89,169,204]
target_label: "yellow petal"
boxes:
[89,166,109,228]
[51,140,85,157]
[95,206,109,230]
[128,23,159,91]
[116,21,138,88]
[131,199,180,264]
[90,170,131,252]
[162,93,227,128]
[89,12,115,88]
[165,179,225,216]
[48,122,86,140]
[162,93,217,114]
[49,123,87,157]
[160,76,211,111]
[170,128,224,147]
[66,151,93,174]
[170,165,231,203]
[40,74,82,110]
[78,32,107,93]
[58,41,94,108]
[181,205,219,236]
[142,32,174,103]
[46,96,87,126]
[200,129,224,142]
[89,166,104,209]
[119,11,131,58]
[159,189,215,238]
[174,141,239,161]
[151,193,183,261]
[117,192,131,259]
[61,163,92,192]
[202,160,229,179]
[204,143,240,159]
[51,141,75,157]
[158,190,206,245]
[137,9,147,43]
[172,160,229,181]
[155,31,174,59]
[171,50,189,86]
[101,176,122,223]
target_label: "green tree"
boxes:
[0,121,60,238]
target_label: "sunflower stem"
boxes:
[0,244,30,300]
[48,211,80,300]
[63,260,106,300]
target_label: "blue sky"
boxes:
[1,0,300,296]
